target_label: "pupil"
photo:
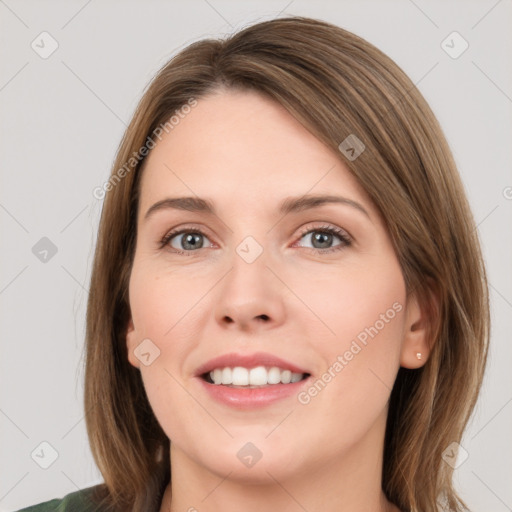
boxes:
[313,232,331,249]
[183,233,202,250]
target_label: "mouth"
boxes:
[194,352,312,407]
[200,366,311,388]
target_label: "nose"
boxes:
[213,244,286,332]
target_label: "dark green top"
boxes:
[15,485,108,512]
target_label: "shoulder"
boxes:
[15,484,109,512]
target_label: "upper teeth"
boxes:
[209,366,304,386]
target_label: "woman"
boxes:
[18,15,489,512]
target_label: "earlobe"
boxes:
[125,317,140,369]
[399,283,440,369]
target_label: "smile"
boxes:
[204,366,309,387]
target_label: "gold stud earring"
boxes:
[416,352,422,360]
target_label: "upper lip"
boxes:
[195,352,310,377]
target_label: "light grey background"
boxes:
[1,1,511,511]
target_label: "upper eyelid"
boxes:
[161,223,352,247]
[297,224,351,238]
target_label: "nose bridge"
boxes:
[213,230,285,329]
[226,232,273,299]
[235,233,267,266]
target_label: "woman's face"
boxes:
[126,88,424,483]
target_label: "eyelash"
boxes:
[159,224,352,256]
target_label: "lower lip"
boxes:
[197,376,311,409]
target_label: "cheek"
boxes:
[129,260,207,340]
[307,249,405,349]
[128,264,207,440]
[296,258,405,424]
[297,256,405,386]
[323,267,405,363]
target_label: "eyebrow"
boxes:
[143,194,371,221]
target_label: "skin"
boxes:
[125,88,432,512]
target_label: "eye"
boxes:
[160,228,213,254]
[159,224,352,255]
[294,224,352,253]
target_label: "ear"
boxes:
[400,282,440,369]
[125,316,141,369]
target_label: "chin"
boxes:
[205,456,300,485]
[185,434,307,484]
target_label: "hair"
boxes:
[83,15,489,512]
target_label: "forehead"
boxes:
[137,89,378,221]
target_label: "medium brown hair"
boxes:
[84,16,489,512]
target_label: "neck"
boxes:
[159,410,400,512]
